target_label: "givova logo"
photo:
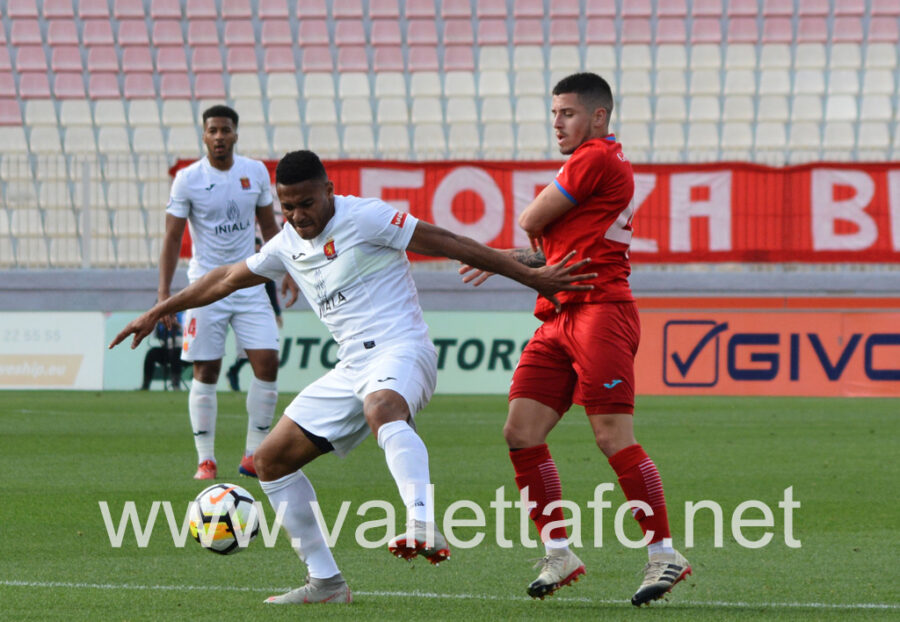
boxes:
[664,320,728,387]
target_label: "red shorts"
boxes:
[510,302,640,416]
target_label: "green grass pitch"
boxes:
[1,391,897,621]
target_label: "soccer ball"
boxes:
[189,483,260,555]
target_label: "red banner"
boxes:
[172,160,900,263]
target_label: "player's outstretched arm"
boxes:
[407,221,596,312]
[458,247,546,286]
[109,262,269,350]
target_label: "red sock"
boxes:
[608,444,671,543]
[509,444,567,542]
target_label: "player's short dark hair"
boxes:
[275,150,328,185]
[202,105,239,127]
[552,72,614,117]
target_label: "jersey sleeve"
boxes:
[255,161,273,207]
[245,236,288,281]
[553,145,606,205]
[166,169,191,217]
[351,197,419,250]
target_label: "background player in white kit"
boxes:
[158,105,297,480]
[112,150,596,605]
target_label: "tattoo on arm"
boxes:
[509,248,546,268]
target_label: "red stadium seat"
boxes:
[872,0,900,16]
[834,0,864,14]
[123,73,156,98]
[263,46,296,72]
[657,18,687,44]
[337,46,368,72]
[550,19,580,45]
[51,46,83,72]
[444,19,475,46]
[89,73,121,99]
[297,20,328,46]
[404,0,435,19]
[150,0,182,19]
[296,0,327,19]
[622,18,652,44]
[122,48,154,73]
[444,45,475,71]
[224,20,255,46]
[262,20,293,46]
[514,0,544,18]
[187,20,219,47]
[47,19,79,45]
[373,46,404,72]
[762,0,793,16]
[442,0,472,19]
[407,20,438,46]
[152,21,184,47]
[622,0,651,17]
[301,46,333,72]
[727,0,757,16]
[692,0,721,16]
[79,0,109,19]
[513,19,543,46]
[657,0,687,17]
[43,0,74,18]
[226,46,258,72]
[691,18,722,43]
[407,46,439,72]
[335,20,367,46]
[476,0,506,19]
[369,0,400,19]
[0,48,10,71]
[869,18,900,42]
[798,0,829,16]
[371,20,402,46]
[194,73,226,99]
[7,0,39,18]
[727,18,759,43]
[117,19,150,46]
[87,47,119,72]
[585,1,616,17]
[0,99,21,125]
[763,18,793,43]
[222,0,252,19]
[0,73,17,99]
[479,19,509,45]
[54,73,86,99]
[113,0,144,19]
[333,0,363,19]
[11,19,42,45]
[550,0,579,18]
[259,0,289,19]
[798,17,828,43]
[585,19,616,45]
[186,0,217,19]
[15,46,47,73]
[160,73,192,99]
[192,46,223,73]
[832,17,863,42]
[157,47,188,73]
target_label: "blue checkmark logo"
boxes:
[604,379,623,389]
[663,320,729,387]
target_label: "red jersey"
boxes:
[533,136,636,320]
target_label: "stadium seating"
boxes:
[1,0,899,268]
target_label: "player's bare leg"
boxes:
[366,390,450,564]
[256,417,350,604]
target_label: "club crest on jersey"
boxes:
[323,238,337,260]
[391,211,407,228]
[240,177,251,189]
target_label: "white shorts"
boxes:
[283,340,438,458]
[180,286,279,362]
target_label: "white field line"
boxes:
[1,580,897,610]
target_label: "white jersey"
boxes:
[167,155,273,282]
[246,195,430,360]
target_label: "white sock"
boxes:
[648,537,675,557]
[545,538,570,554]
[189,380,217,463]
[259,470,340,580]
[245,377,277,455]
[377,420,433,524]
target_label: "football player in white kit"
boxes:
[158,105,297,481]
[113,150,596,605]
